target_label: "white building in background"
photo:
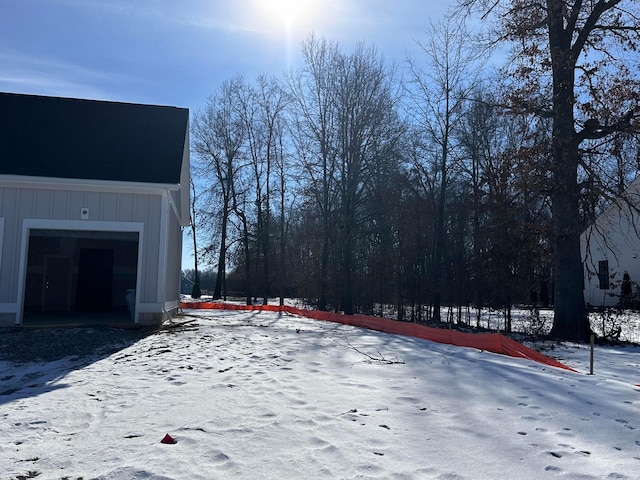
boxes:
[582,177,640,308]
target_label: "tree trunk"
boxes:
[432,175,446,324]
[189,180,201,299]
[318,151,333,312]
[279,147,286,307]
[279,203,285,307]
[549,134,590,340]
[341,225,354,315]
[241,214,252,306]
[546,2,591,341]
[319,222,330,311]
[263,181,271,306]
[213,205,228,300]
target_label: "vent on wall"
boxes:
[80,207,89,220]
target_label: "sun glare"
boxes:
[251,0,323,68]
[255,0,317,28]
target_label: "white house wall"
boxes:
[582,182,640,308]
[177,127,191,228]
[0,183,167,325]
[165,196,183,312]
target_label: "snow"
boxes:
[2,309,640,479]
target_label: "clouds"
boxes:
[53,0,293,34]
[0,48,125,100]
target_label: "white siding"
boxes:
[0,187,19,304]
[165,196,183,313]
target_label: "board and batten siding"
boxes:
[0,182,168,325]
[163,191,183,313]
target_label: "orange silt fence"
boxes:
[180,302,576,372]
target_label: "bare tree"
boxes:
[255,76,289,304]
[235,75,289,304]
[405,15,482,323]
[274,123,290,306]
[287,35,341,311]
[289,35,404,314]
[191,78,246,300]
[333,42,403,315]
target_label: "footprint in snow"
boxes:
[211,451,230,463]
[615,419,636,429]
[521,415,538,421]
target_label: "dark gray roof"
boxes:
[0,92,188,185]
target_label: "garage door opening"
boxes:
[22,229,139,326]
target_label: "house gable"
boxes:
[0,92,189,185]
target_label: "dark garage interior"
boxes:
[22,229,139,326]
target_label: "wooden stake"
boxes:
[589,333,595,375]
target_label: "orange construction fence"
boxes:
[180,302,576,372]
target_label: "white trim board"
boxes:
[0,174,178,195]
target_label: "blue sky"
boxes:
[0,0,453,269]
[1,0,452,108]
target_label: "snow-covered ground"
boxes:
[2,308,640,479]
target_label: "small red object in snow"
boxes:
[161,433,177,444]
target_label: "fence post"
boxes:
[589,333,595,375]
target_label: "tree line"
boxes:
[188,3,640,341]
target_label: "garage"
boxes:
[22,229,140,326]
